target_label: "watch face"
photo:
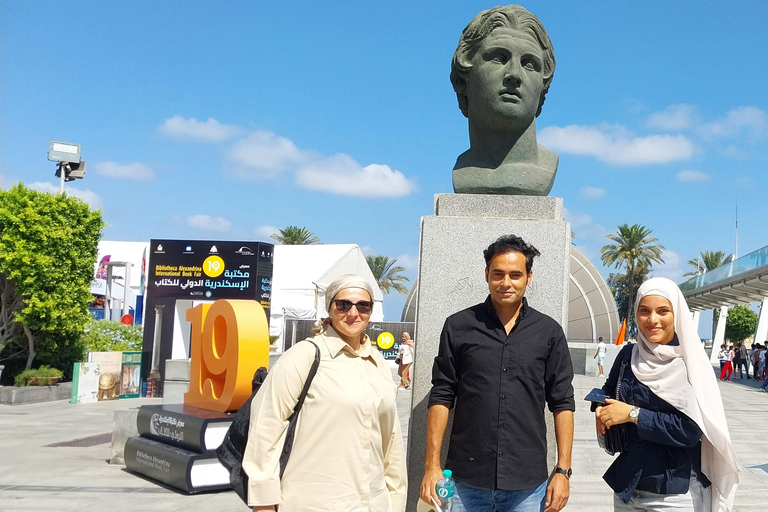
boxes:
[630,407,639,418]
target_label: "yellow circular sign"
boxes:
[377,332,395,350]
[202,255,225,277]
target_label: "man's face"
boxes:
[485,250,532,309]
[466,27,545,132]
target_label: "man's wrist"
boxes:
[554,467,572,479]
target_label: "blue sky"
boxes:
[2,1,766,335]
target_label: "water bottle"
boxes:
[435,469,455,511]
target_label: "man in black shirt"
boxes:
[420,235,575,512]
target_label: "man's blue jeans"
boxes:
[452,480,547,512]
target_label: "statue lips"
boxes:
[500,89,522,102]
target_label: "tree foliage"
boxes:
[80,318,143,353]
[683,250,732,278]
[725,305,758,342]
[0,183,103,371]
[607,261,651,339]
[601,224,664,339]
[270,226,320,245]
[365,255,410,295]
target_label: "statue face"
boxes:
[466,28,546,132]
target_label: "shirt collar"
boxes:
[484,295,528,320]
[322,325,376,363]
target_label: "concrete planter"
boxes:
[1,382,72,405]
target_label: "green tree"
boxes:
[607,261,651,339]
[365,255,409,295]
[270,226,320,245]
[80,319,143,353]
[683,250,732,278]
[724,305,758,342]
[601,224,665,338]
[0,184,103,371]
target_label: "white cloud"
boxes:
[564,207,610,245]
[295,154,417,198]
[158,115,242,142]
[651,250,684,282]
[186,214,232,232]
[395,254,419,270]
[27,181,103,209]
[699,106,767,140]
[676,170,710,182]
[646,104,699,131]
[226,131,307,179]
[93,161,154,181]
[539,125,695,166]
[579,186,607,200]
[254,225,279,239]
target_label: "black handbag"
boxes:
[216,340,320,504]
[598,359,630,455]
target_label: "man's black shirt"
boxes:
[428,296,575,491]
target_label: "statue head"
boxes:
[451,5,555,119]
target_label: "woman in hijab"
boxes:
[595,277,739,512]
[243,274,407,512]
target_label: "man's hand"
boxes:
[419,466,443,505]
[420,465,444,507]
[597,398,633,428]
[252,506,276,512]
[544,472,569,512]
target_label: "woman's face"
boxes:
[329,288,372,343]
[637,295,675,345]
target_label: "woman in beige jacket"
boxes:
[243,274,407,512]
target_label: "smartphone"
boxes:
[585,387,608,405]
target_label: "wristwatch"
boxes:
[629,406,641,424]
[554,467,572,480]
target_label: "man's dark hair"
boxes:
[483,235,541,273]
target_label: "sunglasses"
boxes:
[333,299,374,314]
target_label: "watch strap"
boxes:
[555,467,572,479]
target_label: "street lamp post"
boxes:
[47,141,86,193]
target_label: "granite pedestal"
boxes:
[406,194,570,510]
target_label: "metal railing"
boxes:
[679,245,768,292]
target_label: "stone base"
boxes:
[406,194,570,510]
[109,408,140,465]
[0,382,72,405]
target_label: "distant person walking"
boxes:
[397,332,415,389]
[736,342,750,379]
[719,346,734,381]
[594,336,607,377]
[718,345,727,374]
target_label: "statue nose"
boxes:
[503,61,523,85]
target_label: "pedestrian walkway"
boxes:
[1,372,766,511]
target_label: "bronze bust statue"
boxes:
[451,5,558,196]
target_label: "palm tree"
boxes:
[601,224,665,336]
[683,250,732,278]
[365,255,410,295]
[683,250,733,338]
[270,226,320,245]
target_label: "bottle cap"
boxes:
[443,469,452,478]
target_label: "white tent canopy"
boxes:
[270,244,384,344]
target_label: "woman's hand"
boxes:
[594,407,607,435]
[597,398,634,428]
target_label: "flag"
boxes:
[615,319,626,345]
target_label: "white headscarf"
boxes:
[631,277,739,512]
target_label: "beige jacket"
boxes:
[243,327,407,511]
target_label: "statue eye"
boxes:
[491,53,508,64]
[522,58,538,71]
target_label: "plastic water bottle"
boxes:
[435,469,455,512]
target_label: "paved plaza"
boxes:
[1,370,766,512]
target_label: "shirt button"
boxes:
[499,451,504,456]
[504,342,509,346]
[500,424,505,429]
[503,368,507,373]
[501,395,506,400]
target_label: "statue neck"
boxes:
[466,119,539,169]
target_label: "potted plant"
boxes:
[14,366,64,386]
[269,335,280,353]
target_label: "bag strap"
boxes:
[279,340,321,478]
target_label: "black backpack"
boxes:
[216,340,320,504]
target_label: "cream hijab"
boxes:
[631,277,739,512]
